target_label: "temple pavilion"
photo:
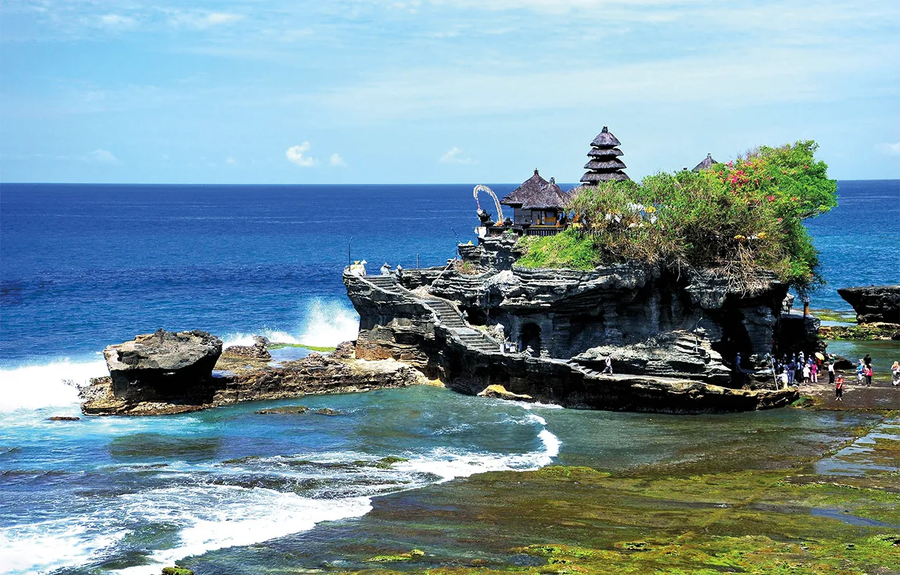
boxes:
[499,169,570,236]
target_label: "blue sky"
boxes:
[1,0,898,184]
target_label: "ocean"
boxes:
[0,180,898,574]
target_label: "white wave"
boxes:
[297,299,359,347]
[113,485,372,575]
[221,329,300,348]
[0,359,107,412]
[0,520,126,575]
[221,299,359,349]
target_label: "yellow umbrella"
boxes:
[815,352,825,360]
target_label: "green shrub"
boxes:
[518,141,837,292]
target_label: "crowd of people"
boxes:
[773,351,900,401]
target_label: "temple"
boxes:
[692,153,718,172]
[499,169,570,236]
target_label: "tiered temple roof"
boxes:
[501,169,570,210]
[579,126,629,184]
[692,153,718,172]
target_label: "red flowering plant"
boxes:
[520,141,837,293]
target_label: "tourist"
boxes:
[780,367,789,388]
[380,262,391,276]
[602,356,613,375]
[864,354,872,369]
[802,362,810,384]
[786,358,795,385]
[891,361,900,386]
[827,360,835,384]
[835,372,844,401]
[856,360,865,385]
[864,363,873,387]
[810,361,818,383]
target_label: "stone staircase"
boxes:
[365,274,403,291]
[360,274,501,355]
[565,359,609,379]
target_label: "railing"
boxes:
[524,227,564,237]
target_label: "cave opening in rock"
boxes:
[521,322,542,354]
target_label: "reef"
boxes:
[344,236,805,413]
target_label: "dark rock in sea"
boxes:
[47,416,80,421]
[103,329,223,402]
[256,405,308,415]
[314,408,340,416]
[81,345,429,416]
[837,285,900,324]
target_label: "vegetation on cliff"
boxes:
[518,141,837,292]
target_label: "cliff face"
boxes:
[343,262,799,413]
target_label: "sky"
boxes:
[1,0,898,184]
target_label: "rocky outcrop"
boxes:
[837,285,900,324]
[344,270,798,413]
[572,330,732,385]
[103,330,223,401]
[82,351,430,416]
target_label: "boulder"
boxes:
[332,341,357,360]
[103,329,223,401]
[837,285,900,324]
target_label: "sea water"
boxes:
[0,180,898,573]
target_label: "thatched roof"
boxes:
[580,171,630,184]
[501,169,570,210]
[590,126,621,148]
[587,147,623,158]
[584,158,627,171]
[692,153,718,172]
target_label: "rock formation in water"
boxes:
[103,329,223,402]
[83,333,430,416]
[837,285,900,324]
[343,241,801,413]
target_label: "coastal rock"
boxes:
[572,330,732,385]
[82,348,429,416]
[332,341,357,360]
[47,416,80,421]
[222,338,271,360]
[344,271,798,413]
[837,285,900,324]
[103,330,223,401]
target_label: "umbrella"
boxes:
[815,352,825,360]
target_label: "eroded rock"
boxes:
[837,285,900,324]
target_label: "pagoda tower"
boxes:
[580,126,629,184]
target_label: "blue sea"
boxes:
[0,180,898,574]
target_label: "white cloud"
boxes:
[169,11,243,29]
[328,153,347,167]
[98,14,136,29]
[286,142,316,167]
[439,146,474,164]
[876,142,900,156]
[226,156,237,165]
[85,149,118,164]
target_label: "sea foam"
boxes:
[0,358,106,412]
